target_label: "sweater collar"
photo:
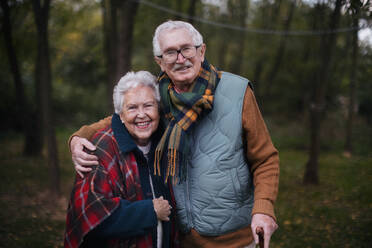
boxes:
[111,113,137,154]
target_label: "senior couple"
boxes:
[64,20,279,248]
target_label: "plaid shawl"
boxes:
[154,60,221,184]
[64,126,152,248]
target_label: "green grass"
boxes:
[0,131,75,248]
[0,129,371,247]
[271,150,372,248]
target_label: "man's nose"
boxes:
[176,51,186,63]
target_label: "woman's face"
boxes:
[120,85,159,146]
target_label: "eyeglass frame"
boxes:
[156,45,202,64]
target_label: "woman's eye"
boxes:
[145,102,156,108]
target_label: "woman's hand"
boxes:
[153,196,171,221]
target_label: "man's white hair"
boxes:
[152,20,203,56]
[113,71,160,114]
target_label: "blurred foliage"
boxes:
[1,0,371,130]
[50,0,107,127]
[1,0,371,246]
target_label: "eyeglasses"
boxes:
[157,45,201,64]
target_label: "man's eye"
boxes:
[182,47,192,52]
[165,50,176,56]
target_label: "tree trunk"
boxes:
[252,0,282,101]
[32,0,60,195]
[102,0,138,111]
[186,0,198,24]
[102,0,118,111]
[174,0,182,19]
[344,5,360,156]
[304,0,344,185]
[0,0,42,156]
[264,0,296,96]
[215,12,229,70]
[297,6,320,116]
[252,59,263,100]
[117,0,139,77]
[230,0,248,75]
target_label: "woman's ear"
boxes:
[119,113,125,124]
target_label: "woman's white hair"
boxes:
[152,20,203,56]
[113,71,160,114]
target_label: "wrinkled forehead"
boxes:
[158,28,194,49]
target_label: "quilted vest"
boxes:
[172,71,254,236]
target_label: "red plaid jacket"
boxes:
[64,127,152,248]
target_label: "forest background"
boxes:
[0,0,371,247]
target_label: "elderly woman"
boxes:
[64,71,176,248]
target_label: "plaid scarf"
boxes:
[64,126,152,248]
[154,60,221,184]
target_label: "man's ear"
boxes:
[200,43,206,62]
[155,57,165,71]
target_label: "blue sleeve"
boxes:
[93,199,157,238]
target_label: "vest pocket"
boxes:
[229,168,242,204]
[229,167,251,205]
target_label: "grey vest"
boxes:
[173,71,254,236]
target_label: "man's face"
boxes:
[155,28,206,89]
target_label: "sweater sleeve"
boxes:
[92,199,158,238]
[242,87,280,221]
[67,116,112,149]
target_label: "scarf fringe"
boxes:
[155,147,182,185]
[154,149,162,176]
[166,148,185,184]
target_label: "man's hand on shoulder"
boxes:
[70,136,98,178]
[251,213,278,248]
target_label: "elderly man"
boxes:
[70,20,279,248]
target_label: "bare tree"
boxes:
[230,0,249,75]
[186,0,198,24]
[264,0,296,96]
[117,0,139,78]
[102,0,138,111]
[102,0,118,111]
[172,0,198,23]
[252,0,282,100]
[304,0,344,184]
[174,0,182,19]
[32,0,60,195]
[0,0,42,156]
[344,0,363,157]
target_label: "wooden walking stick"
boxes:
[256,227,264,248]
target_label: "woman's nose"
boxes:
[137,107,146,117]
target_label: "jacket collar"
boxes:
[111,113,137,154]
[112,113,164,155]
